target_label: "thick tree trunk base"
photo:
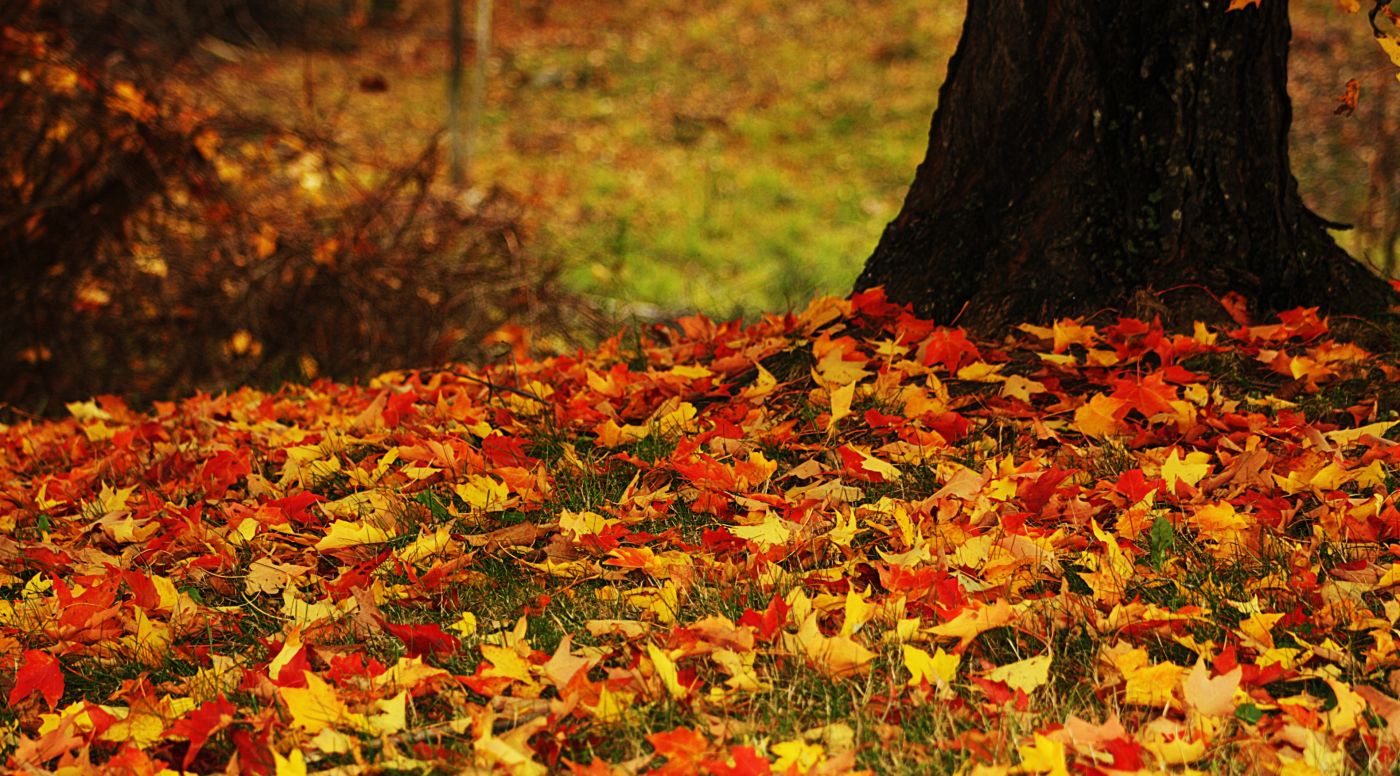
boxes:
[856,0,1396,332]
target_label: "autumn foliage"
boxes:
[1,0,563,413]
[5,289,1400,772]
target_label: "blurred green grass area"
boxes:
[482,1,964,318]
[208,0,1398,320]
[210,0,963,318]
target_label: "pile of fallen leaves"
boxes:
[5,290,1400,774]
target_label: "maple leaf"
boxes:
[785,614,876,677]
[647,644,689,700]
[984,653,1052,694]
[902,644,959,687]
[1227,0,1262,9]
[1110,646,1184,708]
[379,619,459,660]
[278,671,367,733]
[927,599,1014,651]
[648,727,710,775]
[1159,448,1212,494]
[771,738,825,773]
[315,518,392,551]
[1181,660,1241,719]
[1073,393,1125,437]
[167,696,237,770]
[544,635,594,692]
[1017,733,1070,776]
[701,746,774,776]
[729,513,795,550]
[9,649,64,710]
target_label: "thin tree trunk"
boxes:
[447,0,465,184]
[466,0,492,180]
[856,0,1394,330]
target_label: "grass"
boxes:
[198,0,963,318]
[194,0,1400,325]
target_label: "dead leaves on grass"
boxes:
[4,290,1400,773]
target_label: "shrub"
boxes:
[1,0,567,414]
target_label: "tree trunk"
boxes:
[855,0,1395,331]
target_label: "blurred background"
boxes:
[2,0,1395,414]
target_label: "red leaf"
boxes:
[703,745,773,776]
[738,594,790,643]
[9,649,63,710]
[648,726,709,774]
[380,620,460,660]
[920,327,980,372]
[168,696,236,769]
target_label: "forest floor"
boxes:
[196,0,961,320]
[190,0,1399,321]
[6,294,1400,773]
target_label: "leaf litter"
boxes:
[4,290,1400,773]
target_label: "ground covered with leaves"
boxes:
[6,292,1400,774]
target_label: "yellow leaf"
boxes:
[739,363,778,401]
[772,738,825,772]
[712,648,771,692]
[366,691,406,735]
[1052,319,1098,353]
[455,475,510,511]
[1324,677,1365,736]
[655,401,699,437]
[396,525,454,564]
[956,361,1003,381]
[1160,448,1212,492]
[1113,647,1184,708]
[99,703,172,747]
[66,400,114,423]
[1001,374,1047,402]
[559,510,614,539]
[1378,34,1400,78]
[647,643,688,699]
[902,644,959,687]
[475,727,548,776]
[279,672,367,734]
[669,364,713,379]
[93,483,138,516]
[480,644,534,684]
[1238,612,1284,651]
[373,656,451,694]
[448,611,478,638]
[1018,733,1070,776]
[984,653,1052,694]
[595,419,650,447]
[840,586,874,637]
[786,614,875,677]
[585,685,635,723]
[315,519,392,551]
[730,513,795,550]
[827,381,855,433]
[273,748,307,776]
[402,464,441,481]
[1189,502,1250,543]
[1140,718,1206,765]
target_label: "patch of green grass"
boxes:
[205,0,964,319]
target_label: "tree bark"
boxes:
[855,0,1395,331]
